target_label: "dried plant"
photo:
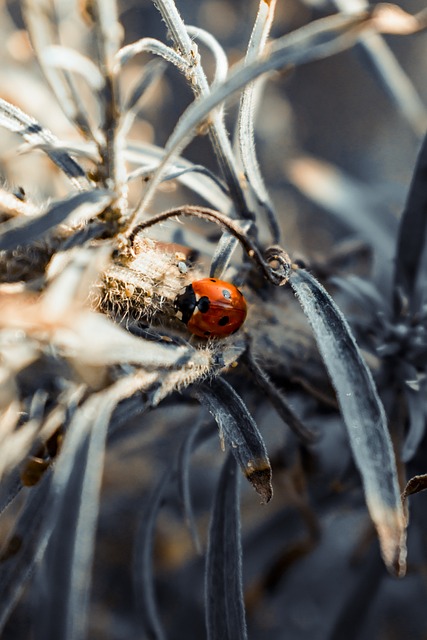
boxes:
[0,1,427,639]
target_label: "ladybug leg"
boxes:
[196,296,210,314]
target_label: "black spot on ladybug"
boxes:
[204,331,211,336]
[210,278,216,282]
[222,289,231,299]
[218,316,230,326]
[197,296,210,313]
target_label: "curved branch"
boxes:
[127,205,291,285]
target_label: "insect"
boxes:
[175,278,247,338]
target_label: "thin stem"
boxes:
[238,0,280,243]
[91,0,125,200]
[127,205,291,285]
[186,26,229,86]
[23,0,99,144]
[152,0,251,218]
[242,342,316,443]
[115,38,189,73]
[125,11,370,232]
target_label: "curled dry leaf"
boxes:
[401,474,427,502]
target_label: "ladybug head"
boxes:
[174,284,196,324]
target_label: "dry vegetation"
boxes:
[0,1,427,639]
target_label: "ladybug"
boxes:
[175,278,247,338]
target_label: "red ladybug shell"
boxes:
[175,278,247,338]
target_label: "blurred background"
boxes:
[1,1,427,639]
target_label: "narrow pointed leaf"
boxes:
[289,267,406,576]
[59,221,107,251]
[402,384,426,463]
[238,0,280,242]
[36,394,110,640]
[176,421,206,553]
[194,378,272,503]
[166,9,369,152]
[125,142,231,212]
[133,469,171,640]
[0,191,111,251]
[394,132,427,309]
[243,348,316,443]
[205,454,247,640]
[131,11,371,224]
[127,161,228,196]
[34,377,144,640]
[0,98,90,189]
[0,473,52,634]
[0,471,22,517]
[152,0,249,217]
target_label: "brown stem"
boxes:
[127,205,291,285]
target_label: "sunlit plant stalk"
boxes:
[148,0,252,218]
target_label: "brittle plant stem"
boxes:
[127,205,291,285]
[92,0,126,207]
[152,0,251,219]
